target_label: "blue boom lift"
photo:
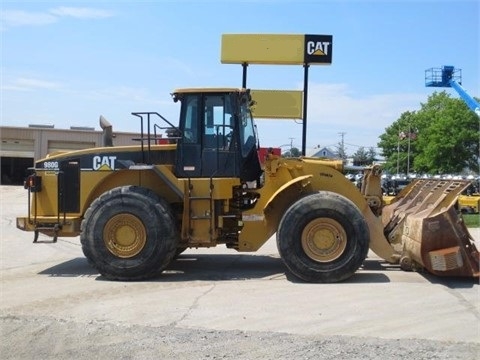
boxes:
[425,65,479,118]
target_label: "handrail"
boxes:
[131,112,182,164]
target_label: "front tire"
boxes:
[277,191,369,283]
[80,186,178,280]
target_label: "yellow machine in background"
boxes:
[458,195,480,214]
[17,88,479,282]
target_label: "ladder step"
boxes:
[33,228,59,243]
[187,178,214,243]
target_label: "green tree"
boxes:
[367,147,377,163]
[413,92,479,174]
[353,147,368,166]
[282,147,301,158]
[352,147,378,166]
[378,91,479,175]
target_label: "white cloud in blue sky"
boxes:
[1,6,114,30]
[3,77,63,91]
[1,10,56,28]
[48,6,114,19]
[1,1,478,155]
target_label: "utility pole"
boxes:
[338,132,346,147]
[338,132,346,161]
[407,123,411,176]
[289,137,295,153]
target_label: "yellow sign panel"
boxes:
[221,34,332,65]
[250,90,303,119]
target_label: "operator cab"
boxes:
[172,88,262,182]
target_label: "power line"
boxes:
[345,142,381,150]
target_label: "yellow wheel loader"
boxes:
[16,88,480,282]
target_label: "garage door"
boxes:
[0,139,35,158]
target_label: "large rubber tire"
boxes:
[80,186,178,280]
[173,246,188,259]
[277,191,369,283]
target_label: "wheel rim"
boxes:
[103,213,147,258]
[301,218,347,262]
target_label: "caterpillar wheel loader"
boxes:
[16,88,479,282]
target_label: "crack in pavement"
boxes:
[169,283,216,327]
[444,287,480,320]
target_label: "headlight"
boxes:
[24,174,42,192]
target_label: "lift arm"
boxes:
[448,80,480,117]
[425,65,480,118]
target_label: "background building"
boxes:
[309,146,337,159]
[0,125,140,185]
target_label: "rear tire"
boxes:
[173,246,188,259]
[80,186,178,280]
[277,191,369,283]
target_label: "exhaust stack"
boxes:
[99,115,113,147]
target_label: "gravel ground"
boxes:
[2,315,479,360]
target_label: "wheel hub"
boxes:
[104,213,146,258]
[301,218,347,262]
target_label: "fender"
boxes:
[262,175,314,236]
[264,174,313,212]
[238,175,313,252]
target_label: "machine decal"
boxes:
[93,155,117,170]
[42,161,59,170]
[306,41,329,56]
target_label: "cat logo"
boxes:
[93,155,116,170]
[304,34,333,64]
[306,41,330,56]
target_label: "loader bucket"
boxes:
[382,179,479,278]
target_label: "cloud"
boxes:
[304,83,425,147]
[306,83,424,130]
[256,83,426,152]
[85,85,172,107]
[2,77,62,91]
[49,7,114,19]
[1,7,113,30]
[1,10,57,28]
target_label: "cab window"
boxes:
[183,96,199,143]
[239,104,256,157]
[203,95,233,149]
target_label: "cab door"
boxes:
[201,94,239,177]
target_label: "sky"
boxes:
[1,0,479,156]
